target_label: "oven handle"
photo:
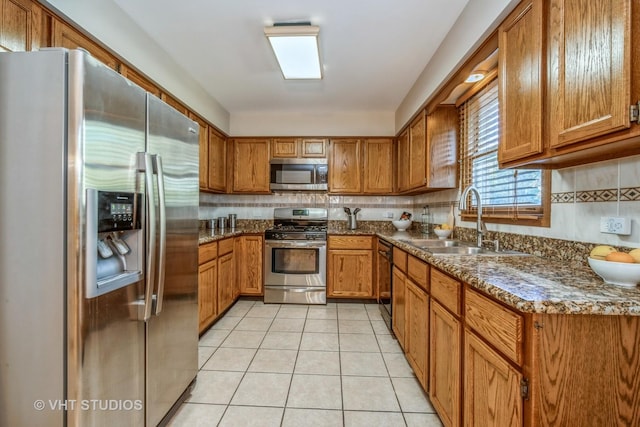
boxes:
[265,241,326,249]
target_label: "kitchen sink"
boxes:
[400,239,460,248]
[426,246,530,256]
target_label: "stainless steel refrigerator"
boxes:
[0,49,199,426]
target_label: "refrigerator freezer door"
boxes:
[145,94,199,426]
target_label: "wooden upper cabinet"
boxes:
[160,93,188,115]
[120,64,161,96]
[363,138,394,194]
[271,138,298,158]
[51,19,118,70]
[396,129,409,192]
[301,138,327,157]
[548,0,631,148]
[408,112,427,189]
[329,138,362,193]
[231,138,270,193]
[0,0,42,52]
[189,113,209,189]
[208,128,227,193]
[498,0,544,166]
[426,106,458,188]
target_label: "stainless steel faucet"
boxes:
[459,185,483,247]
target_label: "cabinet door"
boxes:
[120,64,161,96]
[217,252,235,314]
[232,138,270,193]
[396,130,409,192]
[208,128,227,192]
[464,329,522,427]
[198,259,217,333]
[189,113,209,189]
[498,0,544,165]
[329,138,361,193]
[408,112,426,189]
[548,0,631,147]
[301,138,327,158]
[327,249,373,297]
[363,138,394,194]
[430,300,461,427]
[236,235,263,295]
[392,266,407,349]
[271,138,298,158]
[405,280,429,390]
[0,0,42,52]
[426,106,458,188]
[52,19,118,70]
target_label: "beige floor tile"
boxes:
[225,302,253,317]
[342,376,401,412]
[339,333,380,352]
[371,320,392,335]
[248,349,297,373]
[201,347,256,372]
[404,413,444,427]
[269,317,306,332]
[295,350,340,375]
[246,305,280,318]
[300,332,339,351]
[382,352,415,378]
[211,316,242,330]
[198,346,215,369]
[367,310,384,321]
[167,403,226,427]
[198,329,230,347]
[218,405,284,427]
[337,308,369,320]
[307,308,338,320]
[338,320,374,334]
[230,372,292,407]
[234,316,273,331]
[282,408,344,427]
[341,352,387,377]
[337,303,367,310]
[260,331,302,350]
[391,377,435,413]
[220,330,266,348]
[287,374,342,410]
[304,319,338,333]
[276,306,309,319]
[376,334,403,353]
[186,371,243,404]
[344,411,405,427]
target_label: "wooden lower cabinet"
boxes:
[217,245,235,314]
[235,234,263,295]
[429,300,461,427]
[198,237,236,333]
[327,236,374,298]
[464,329,522,427]
[405,280,429,390]
[198,259,217,333]
[392,266,407,349]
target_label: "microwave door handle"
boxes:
[153,155,167,316]
[142,152,156,322]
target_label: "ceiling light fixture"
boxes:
[464,72,485,83]
[264,23,322,80]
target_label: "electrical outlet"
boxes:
[600,217,631,235]
[384,212,394,219]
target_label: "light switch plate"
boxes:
[600,217,631,235]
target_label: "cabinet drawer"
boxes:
[407,255,429,292]
[218,237,234,255]
[199,242,218,264]
[465,288,523,366]
[393,247,407,272]
[431,269,461,316]
[328,235,373,250]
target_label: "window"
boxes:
[459,78,549,226]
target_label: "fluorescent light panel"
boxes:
[265,25,322,79]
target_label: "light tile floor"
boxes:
[167,300,443,427]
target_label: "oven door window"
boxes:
[272,247,319,274]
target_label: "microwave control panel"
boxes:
[97,191,142,232]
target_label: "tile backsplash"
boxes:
[200,154,640,248]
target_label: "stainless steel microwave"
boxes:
[270,158,328,191]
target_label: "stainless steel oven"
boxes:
[264,208,328,304]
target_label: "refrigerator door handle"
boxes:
[153,155,167,315]
[142,152,157,321]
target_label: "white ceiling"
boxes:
[111,0,470,116]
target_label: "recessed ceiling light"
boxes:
[464,72,485,83]
[264,24,322,80]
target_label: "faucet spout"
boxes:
[459,185,483,247]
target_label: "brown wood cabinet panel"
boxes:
[392,247,407,273]
[51,19,118,70]
[431,268,461,316]
[426,106,458,188]
[328,138,362,193]
[271,138,298,158]
[408,112,427,189]
[407,255,428,292]
[405,280,429,390]
[430,300,461,427]
[0,0,41,52]
[199,242,218,264]
[189,113,209,189]
[208,128,227,192]
[392,266,406,349]
[235,235,263,295]
[217,251,234,314]
[198,259,217,333]
[232,138,270,193]
[548,0,631,148]
[328,235,372,250]
[327,248,373,298]
[160,93,188,115]
[396,130,409,192]
[120,64,161,96]
[301,138,327,157]
[465,288,523,366]
[363,138,394,194]
[218,237,234,255]
[464,329,523,427]
[498,0,544,165]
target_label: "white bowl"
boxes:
[434,228,452,239]
[392,220,412,231]
[588,257,640,287]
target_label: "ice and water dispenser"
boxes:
[86,189,144,298]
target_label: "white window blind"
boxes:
[459,79,543,219]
